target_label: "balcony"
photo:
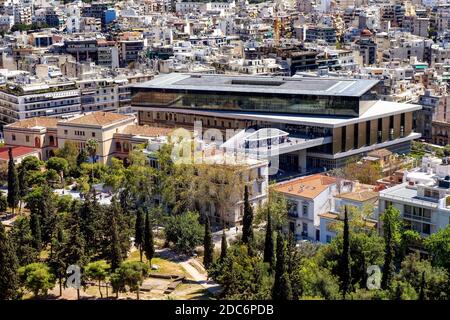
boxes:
[403,212,432,223]
[288,211,299,218]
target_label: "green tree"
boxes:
[25,186,57,244]
[60,218,86,300]
[76,193,103,258]
[46,157,69,185]
[18,262,56,297]
[85,261,110,298]
[135,209,145,262]
[209,245,272,299]
[242,185,254,245]
[339,207,352,297]
[109,204,123,271]
[143,211,155,265]
[220,229,228,262]
[263,210,275,268]
[394,252,449,300]
[381,206,398,290]
[424,224,450,270]
[164,211,204,253]
[272,231,293,300]
[110,261,149,300]
[0,222,20,299]
[9,216,39,265]
[7,148,20,214]
[20,156,41,172]
[255,188,288,229]
[29,212,42,252]
[17,166,28,213]
[203,215,214,269]
[76,148,89,167]
[55,141,78,172]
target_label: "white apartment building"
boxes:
[0,81,81,124]
[274,174,337,242]
[379,155,450,237]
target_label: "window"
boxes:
[326,235,332,243]
[302,202,308,216]
[92,132,96,137]
[302,223,308,234]
[26,135,29,142]
[12,134,16,141]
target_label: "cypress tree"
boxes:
[0,222,19,299]
[340,206,352,298]
[18,166,27,214]
[30,212,42,252]
[134,209,145,262]
[272,231,292,300]
[203,216,214,269]
[109,211,123,271]
[220,229,228,262]
[263,209,274,267]
[381,211,395,290]
[7,148,19,214]
[143,211,155,265]
[242,185,254,245]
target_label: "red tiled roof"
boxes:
[0,146,38,161]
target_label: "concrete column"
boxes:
[298,149,307,173]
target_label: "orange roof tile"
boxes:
[122,124,173,137]
[6,117,58,129]
[274,174,336,199]
[64,112,134,127]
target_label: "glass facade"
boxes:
[131,89,362,117]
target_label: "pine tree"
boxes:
[134,209,145,262]
[242,185,254,245]
[220,229,228,262]
[0,222,19,299]
[272,231,292,300]
[263,209,274,268]
[143,211,155,265]
[7,148,19,214]
[30,212,42,252]
[203,216,214,269]
[60,218,86,300]
[340,206,352,298]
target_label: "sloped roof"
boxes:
[63,112,134,127]
[6,117,58,129]
[122,124,173,137]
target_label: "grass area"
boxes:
[170,283,210,300]
[126,250,187,277]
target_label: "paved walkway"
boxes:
[156,248,221,296]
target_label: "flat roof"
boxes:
[274,174,336,200]
[134,73,380,97]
